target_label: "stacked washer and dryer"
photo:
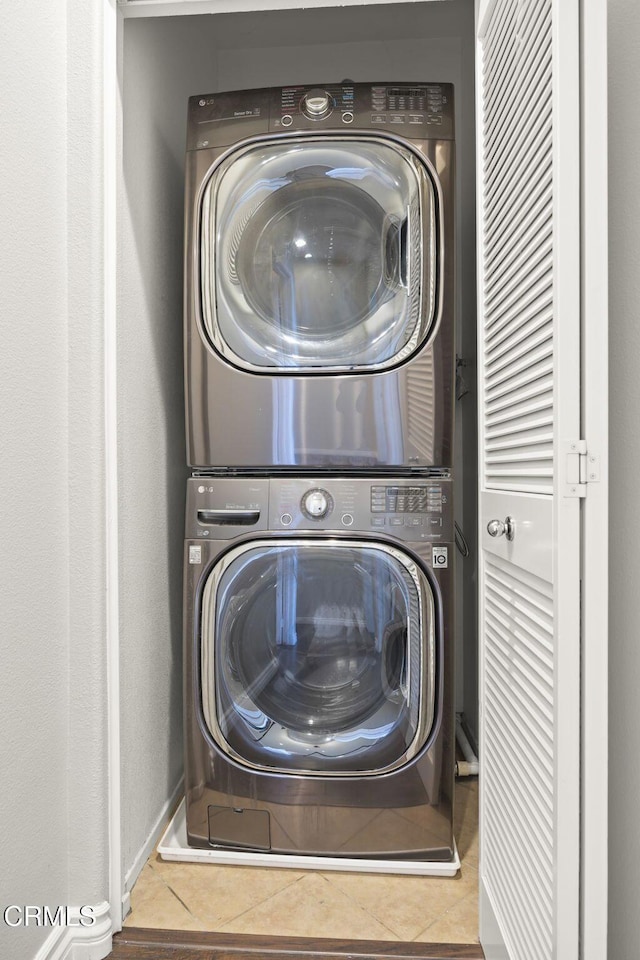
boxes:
[181,82,457,867]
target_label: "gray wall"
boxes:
[608,1,640,956]
[0,2,108,958]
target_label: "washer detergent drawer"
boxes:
[200,538,437,776]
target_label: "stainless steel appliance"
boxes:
[184,82,455,470]
[184,475,455,860]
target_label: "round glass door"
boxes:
[200,540,436,774]
[200,139,438,372]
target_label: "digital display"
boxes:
[370,485,442,514]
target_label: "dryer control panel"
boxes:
[271,82,454,138]
[186,81,454,150]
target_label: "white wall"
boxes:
[0,2,109,957]
[608,1,640,955]
[118,0,477,889]
[0,4,70,955]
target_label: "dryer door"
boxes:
[200,138,439,372]
[200,539,437,774]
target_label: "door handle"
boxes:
[197,509,260,526]
[487,516,515,541]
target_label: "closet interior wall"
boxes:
[118,0,477,892]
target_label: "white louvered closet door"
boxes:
[476,1,581,958]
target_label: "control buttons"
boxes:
[341,513,354,527]
[301,88,332,119]
[280,513,293,526]
[301,488,333,520]
[281,115,293,127]
[342,111,354,124]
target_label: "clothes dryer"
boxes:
[184,82,455,471]
[184,475,455,861]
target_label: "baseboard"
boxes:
[122,776,184,920]
[478,879,509,960]
[33,901,112,960]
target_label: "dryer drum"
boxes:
[233,175,402,338]
[201,135,438,374]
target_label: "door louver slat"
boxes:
[484,180,552,273]
[482,64,554,496]
[485,137,552,236]
[484,723,553,840]
[485,1,544,142]
[485,32,551,165]
[483,220,552,305]
[486,302,552,362]
[483,551,555,960]
[484,167,552,271]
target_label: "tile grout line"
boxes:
[410,890,479,943]
[214,873,311,931]
[148,858,309,930]
[316,872,411,942]
[131,864,202,927]
[216,871,400,940]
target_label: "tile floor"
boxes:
[125,778,479,943]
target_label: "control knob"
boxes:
[301,88,332,119]
[301,488,332,520]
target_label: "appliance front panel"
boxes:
[184,137,454,470]
[183,528,455,859]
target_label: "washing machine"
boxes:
[183,475,455,861]
[184,82,455,471]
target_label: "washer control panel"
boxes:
[270,477,453,542]
[186,477,453,542]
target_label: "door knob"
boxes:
[487,516,515,541]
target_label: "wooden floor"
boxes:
[109,928,485,960]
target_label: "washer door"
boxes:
[201,539,437,775]
[200,138,438,372]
